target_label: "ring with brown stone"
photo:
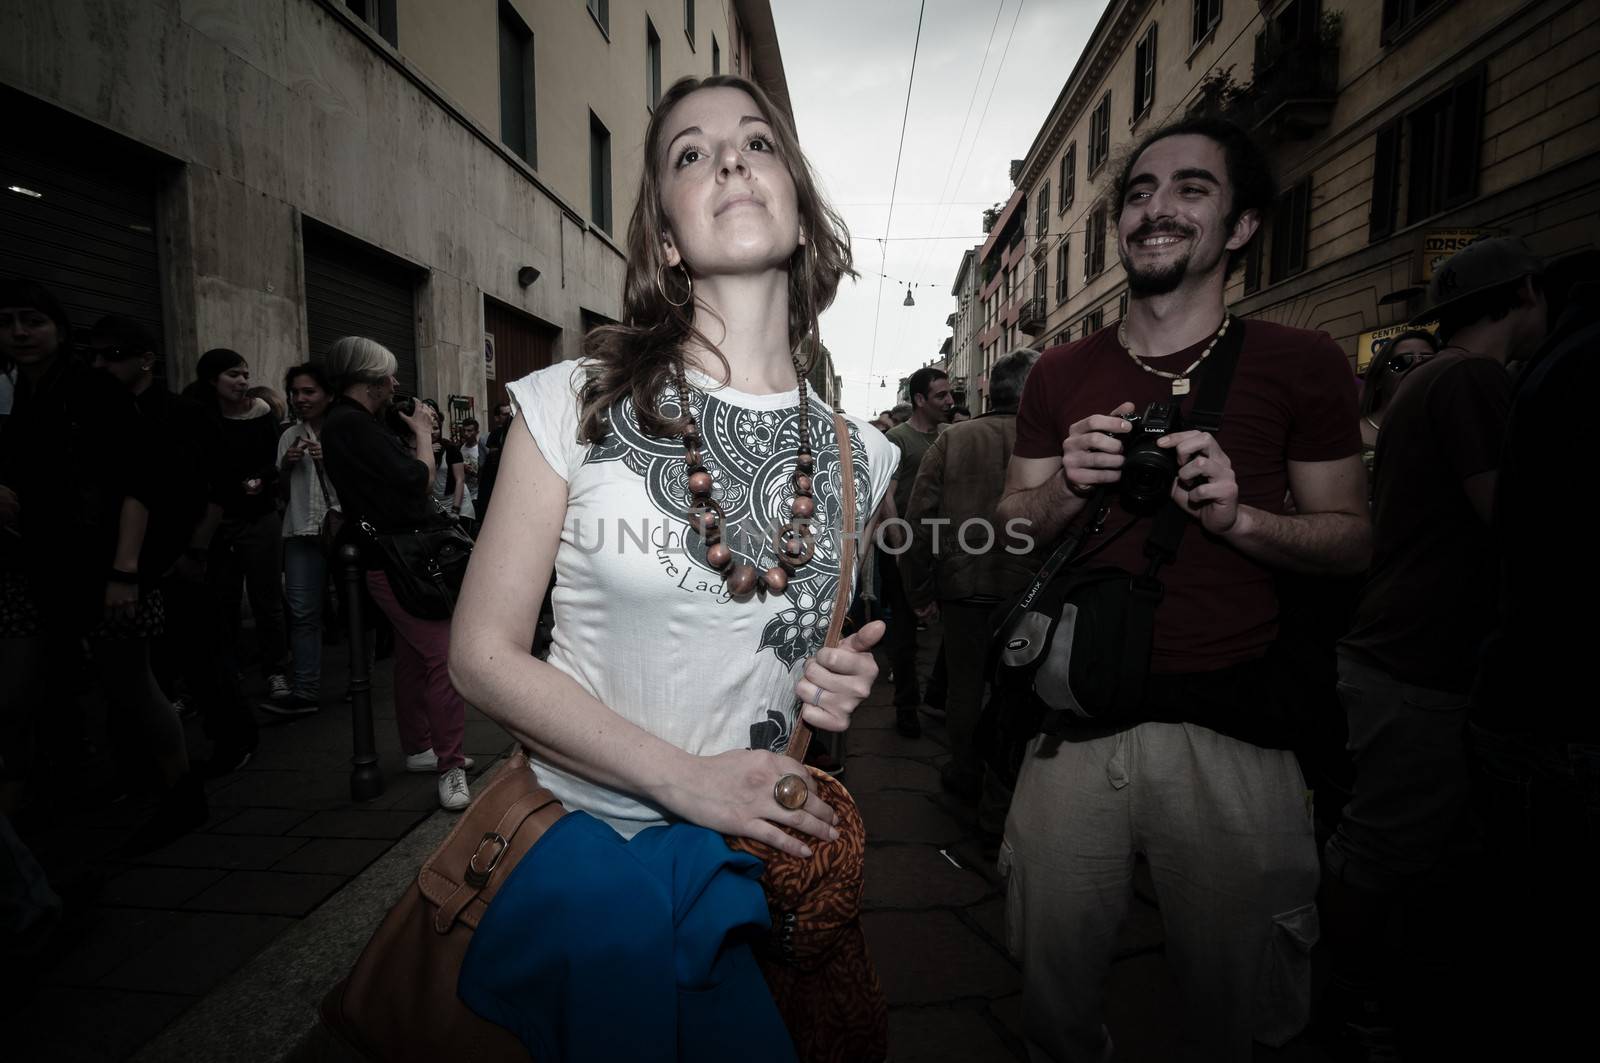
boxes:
[773,772,809,811]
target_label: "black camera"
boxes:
[1119,401,1184,514]
[386,394,418,436]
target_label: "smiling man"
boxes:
[994,118,1371,1061]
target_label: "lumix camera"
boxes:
[1119,401,1185,515]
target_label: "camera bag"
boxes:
[979,318,1245,787]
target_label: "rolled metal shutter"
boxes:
[302,221,419,397]
[0,90,164,365]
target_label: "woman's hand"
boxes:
[304,437,323,462]
[398,401,437,439]
[243,478,263,496]
[663,749,839,859]
[282,439,304,467]
[104,579,139,618]
[794,620,885,732]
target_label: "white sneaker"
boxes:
[406,750,476,773]
[267,674,292,701]
[437,767,470,811]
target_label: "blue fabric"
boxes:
[457,811,796,1063]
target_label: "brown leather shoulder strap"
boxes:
[786,412,857,763]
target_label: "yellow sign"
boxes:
[1358,322,1438,375]
[1419,228,1500,282]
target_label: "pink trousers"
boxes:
[365,571,466,772]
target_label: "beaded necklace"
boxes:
[672,355,816,599]
[1117,314,1231,395]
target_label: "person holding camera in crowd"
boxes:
[317,337,473,811]
[1325,238,1546,1054]
[994,119,1370,1061]
[265,362,341,717]
[183,348,292,705]
[901,346,1040,846]
[0,281,206,851]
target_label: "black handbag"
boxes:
[359,511,474,621]
[979,319,1245,786]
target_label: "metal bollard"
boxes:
[341,545,384,801]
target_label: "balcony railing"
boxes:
[1018,297,1048,336]
[1250,33,1340,139]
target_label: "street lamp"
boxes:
[902,286,915,306]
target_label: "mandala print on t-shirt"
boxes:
[584,383,871,753]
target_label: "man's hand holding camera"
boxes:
[1159,430,1240,535]
[1060,401,1137,497]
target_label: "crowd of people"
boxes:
[0,292,506,840]
[1,80,1593,1061]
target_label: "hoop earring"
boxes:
[656,262,692,308]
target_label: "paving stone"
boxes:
[100,912,295,995]
[185,870,345,916]
[888,1003,1023,1062]
[864,910,1019,1005]
[847,727,946,757]
[846,754,942,792]
[138,833,309,871]
[272,837,392,876]
[208,808,315,836]
[367,772,449,811]
[992,991,1025,1044]
[856,791,967,846]
[969,896,1011,954]
[47,908,186,986]
[19,986,195,1062]
[206,770,354,810]
[100,867,229,908]
[288,808,430,839]
[865,844,993,910]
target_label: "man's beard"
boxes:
[1119,223,1214,297]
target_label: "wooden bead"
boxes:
[687,470,714,497]
[795,452,815,472]
[792,474,813,495]
[726,564,758,596]
[690,507,720,536]
[762,566,789,594]
[790,495,815,520]
[706,542,733,570]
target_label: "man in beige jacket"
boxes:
[901,348,1041,839]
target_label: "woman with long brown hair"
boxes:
[449,76,898,1053]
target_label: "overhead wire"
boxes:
[861,0,927,398]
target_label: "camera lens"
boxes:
[1120,440,1178,515]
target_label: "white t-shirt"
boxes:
[277,422,339,537]
[506,359,897,837]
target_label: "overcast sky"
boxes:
[771,0,1099,418]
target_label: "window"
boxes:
[498,3,535,165]
[1369,120,1400,240]
[1381,0,1450,45]
[1133,24,1158,122]
[345,0,397,45]
[1084,207,1107,277]
[1059,142,1075,213]
[590,111,612,235]
[1083,308,1104,338]
[1118,291,1129,320]
[1033,265,1048,304]
[1271,178,1310,281]
[713,35,720,74]
[1037,180,1050,238]
[1406,68,1485,224]
[1056,241,1070,303]
[587,0,609,36]
[685,0,695,47]
[1088,94,1112,173]
[646,19,661,109]
[1192,0,1222,47]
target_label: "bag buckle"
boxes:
[1130,574,1164,603]
[464,831,508,887]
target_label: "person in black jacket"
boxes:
[317,336,473,811]
[88,317,257,773]
[182,348,291,705]
[0,279,205,851]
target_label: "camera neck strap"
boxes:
[1142,315,1247,570]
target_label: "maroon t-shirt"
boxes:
[1013,320,1362,674]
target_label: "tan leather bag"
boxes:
[320,413,882,1062]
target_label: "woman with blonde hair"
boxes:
[318,336,473,811]
[448,75,898,1055]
